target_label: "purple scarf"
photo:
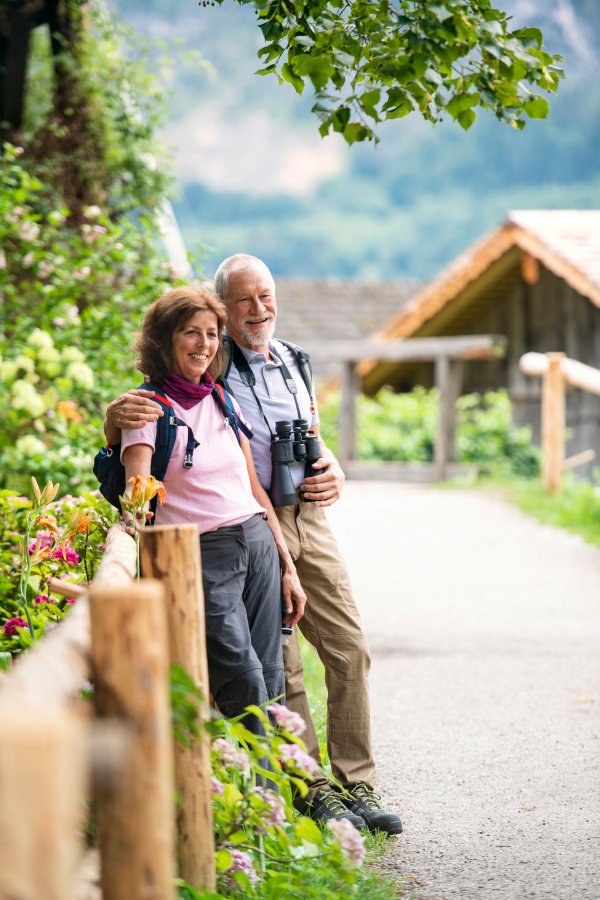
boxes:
[161,371,214,410]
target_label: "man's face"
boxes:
[225,264,277,348]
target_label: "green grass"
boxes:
[296,634,410,899]
[473,473,600,548]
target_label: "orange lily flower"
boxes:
[30,546,50,565]
[143,475,166,506]
[34,514,60,535]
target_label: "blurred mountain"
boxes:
[112,0,600,280]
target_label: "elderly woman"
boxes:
[121,286,306,732]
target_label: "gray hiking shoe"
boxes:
[306,789,366,830]
[341,782,403,835]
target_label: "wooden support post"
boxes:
[139,524,216,892]
[434,354,450,481]
[446,359,463,463]
[340,360,358,472]
[0,712,85,900]
[89,580,176,900]
[541,352,566,493]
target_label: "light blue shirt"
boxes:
[225,338,320,492]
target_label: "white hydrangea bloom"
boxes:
[11,380,46,417]
[66,361,94,390]
[61,346,85,363]
[14,354,34,374]
[15,435,46,456]
[27,328,55,351]
[37,346,61,366]
[0,360,18,382]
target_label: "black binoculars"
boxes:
[269,418,322,507]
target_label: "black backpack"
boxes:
[93,382,252,515]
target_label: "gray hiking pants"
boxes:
[201,513,284,734]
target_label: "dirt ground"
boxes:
[327,482,600,900]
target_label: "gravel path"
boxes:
[326,483,600,900]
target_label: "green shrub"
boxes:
[319,385,540,477]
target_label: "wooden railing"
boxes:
[0,522,215,899]
[520,351,599,492]
[306,333,507,481]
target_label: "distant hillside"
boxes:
[112,0,600,281]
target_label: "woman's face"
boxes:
[171,308,219,383]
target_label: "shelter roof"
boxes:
[374,210,600,343]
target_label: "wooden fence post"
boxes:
[0,712,85,900]
[140,524,216,892]
[434,354,450,481]
[340,360,358,472]
[541,352,566,493]
[89,579,176,900]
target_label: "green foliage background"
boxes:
[318,386,540,477]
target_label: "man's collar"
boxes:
[234,338,281,365]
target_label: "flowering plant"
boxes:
[0,483,114,664]
[120,474,166,578]
[169,668,366,899]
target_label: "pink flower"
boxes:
[255,787,286,829]
[327,817,366,867]
[278,743,319,775]
[2,617,28,637]
[222,849,258,886]
[267,702,306,736]
[212,738,250,771]
[14,148,24,155]
[160,261,172,269]
[52,546,79,565]
[66,598,77,605]
[114,242,124,250]
[211,777,224,795]
[34,594,54,606]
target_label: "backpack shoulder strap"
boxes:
[218,336,236,396]
[212,384,253,443]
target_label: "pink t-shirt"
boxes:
[121,393,266,534]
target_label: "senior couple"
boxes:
[105,253,402,836]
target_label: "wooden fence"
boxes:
[0,522,215,900]
[520,351,600,492]
[306,333,507,481]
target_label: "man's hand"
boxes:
[282,563,307,627]
[104,389,163,445]
[301,451,346,507]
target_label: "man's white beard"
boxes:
[240,314,276,347]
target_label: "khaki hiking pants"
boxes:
[275,495,375,806]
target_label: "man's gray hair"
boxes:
[213,254,274,303]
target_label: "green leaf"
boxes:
[523,96,549,119]
[513,27,543,50]
[428,4,453,22]
[229,830,247,845]
[295,36,315,48]
[332,49,355,68]
[281,63,304,95]
[458,108,477,130]
[446,92,479,119]
[16,626,32,647]
[294,816,323,845]
[0,652,11,672]
[215,849,233,872]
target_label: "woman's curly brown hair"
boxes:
[135,286,227,384]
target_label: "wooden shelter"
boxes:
[363,211,600,475]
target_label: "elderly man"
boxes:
[103,254,402,836]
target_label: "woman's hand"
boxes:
[281,559,307,627]
[122,504,153,537]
